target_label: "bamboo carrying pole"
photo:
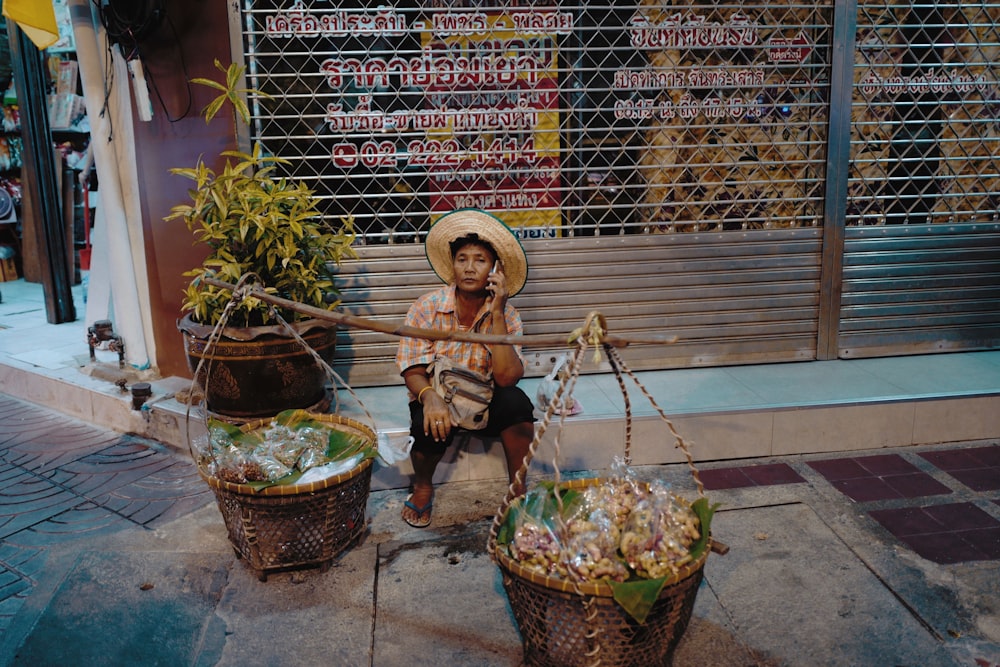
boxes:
[202,275,679,349]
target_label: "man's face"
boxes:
[452,243,495,294]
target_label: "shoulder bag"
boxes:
[429,354,494,430]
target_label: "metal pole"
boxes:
[816,0,857,360]
[7,20,75,323]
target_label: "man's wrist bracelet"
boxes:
[417,386,433,403]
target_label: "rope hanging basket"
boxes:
[186,276,379,581]
[487,313,723,667]
[196,413,376,582]
[493,480,709,666]
[497,547,707,667]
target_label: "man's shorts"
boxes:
[408,385,536,454]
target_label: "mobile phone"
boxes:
[487,261,499,295]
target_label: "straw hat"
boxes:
[425,209,528,296]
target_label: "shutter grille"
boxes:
[334,230,822,386]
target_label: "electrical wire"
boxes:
[137,13,193,123]
[85,0,117,143]
[96,0,163,58]
[92,0,192,123]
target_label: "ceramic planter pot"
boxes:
[178,314,337,420]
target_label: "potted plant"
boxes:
[168,60,357,419]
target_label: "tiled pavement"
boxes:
[3,385,999,582]
[1,390,1000,665]
[4,273,1000,663]
[0,394,212,635]
[701,447,1000,565]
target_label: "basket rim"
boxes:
[197,413,376,496]
[494,539,709,598]
[493,476,710,597]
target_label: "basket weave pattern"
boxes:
[198,414,374,580]
[489,333,713,666]
[494,477,709,667]
[500,558,705,667]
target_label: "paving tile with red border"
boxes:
[701,463,805,491]
[918,446,1000,492]
[808,454,952,502]
[693,448,1000,567]
[869,502,1000,564]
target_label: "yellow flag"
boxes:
[3,0,60,50]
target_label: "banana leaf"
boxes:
[272,409,314,429]
[208,419,243,440]
[324,429,370,460]
[609,497,720,624]
[206,412,378,491]
[245,469,304,492]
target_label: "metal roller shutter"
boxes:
[237,2,836,386]
[234,1,1000,383]
[839,224,1000,358]
[334,228,823,386]
[842,2,1000,357]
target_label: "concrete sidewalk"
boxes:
[0,393,999,666]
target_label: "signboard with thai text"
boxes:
[259,1,565,238]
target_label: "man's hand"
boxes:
[421,391,452,441]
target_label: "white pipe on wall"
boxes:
[69,0,152,369]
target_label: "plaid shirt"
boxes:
[396,285,523,394]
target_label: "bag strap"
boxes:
[471,310,492,363]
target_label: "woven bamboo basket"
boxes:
[493,478,709,667]
[197,413,375,581]
[489,322,719,666]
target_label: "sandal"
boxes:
[402,492,434,528]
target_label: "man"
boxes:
[395,209,535,528]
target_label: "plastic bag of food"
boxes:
[258,424,306,468]
[579,459,647,533]
[507,487,569,578]
[376,431,414,465]
[620,481,701,579]
[251,453,293,481]
[296,444,328,471]
[534,354,583,415]
[296,453,364,485]
[563,506,628,583]
[190,432,214,466]
[295,425,328,450]
[210,444,260,484]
